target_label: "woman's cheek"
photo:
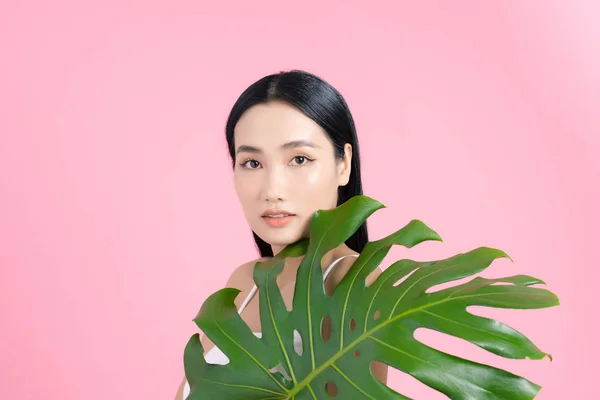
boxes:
[237,173,257,194]
[305,167,323,187]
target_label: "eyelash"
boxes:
[238,155,314,169]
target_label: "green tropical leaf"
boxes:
[184,195,559,399]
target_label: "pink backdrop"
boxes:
[1,1,597,399]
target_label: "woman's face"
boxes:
[233,101,352,255]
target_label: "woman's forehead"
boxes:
[234,102,332,150]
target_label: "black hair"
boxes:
[225,69,368,258]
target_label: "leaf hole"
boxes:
[373,310,381,320]
[269,363,292,381]
[425,275,477,294]
[275,271,295,311]
[325,381,338,397]
[293,329,303,356]
[205,349,230,365]
[321,315,331,342]
[349,317,357,331]
[378,360,442,398]
[392,268,418,287]
[369,360,387,375]
[365,268,379,288]
[324,277,335,297]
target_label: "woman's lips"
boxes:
[262,215,295,228]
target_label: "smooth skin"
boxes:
[175,101,387,399]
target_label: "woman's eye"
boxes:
[291,156,313,166]
[240,159,261,169]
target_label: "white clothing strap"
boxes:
[237,282,258,315]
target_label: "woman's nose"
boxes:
[261,166,287,202]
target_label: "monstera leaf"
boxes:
[184,195,559,399]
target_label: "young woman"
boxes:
[175,69,388,399]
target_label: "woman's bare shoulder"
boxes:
[225,257,272,309]
[226,257,272,288]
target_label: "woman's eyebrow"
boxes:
[236,140,320,154]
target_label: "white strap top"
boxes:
[183,254,358,398]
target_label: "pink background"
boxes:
[1,1,598,399]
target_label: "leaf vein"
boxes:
[331,362,377,399]
[214,320,288,392]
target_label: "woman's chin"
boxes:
[259,230,304,247]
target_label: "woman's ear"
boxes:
[338,143,352,186]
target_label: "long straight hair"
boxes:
[225,70,368,258]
